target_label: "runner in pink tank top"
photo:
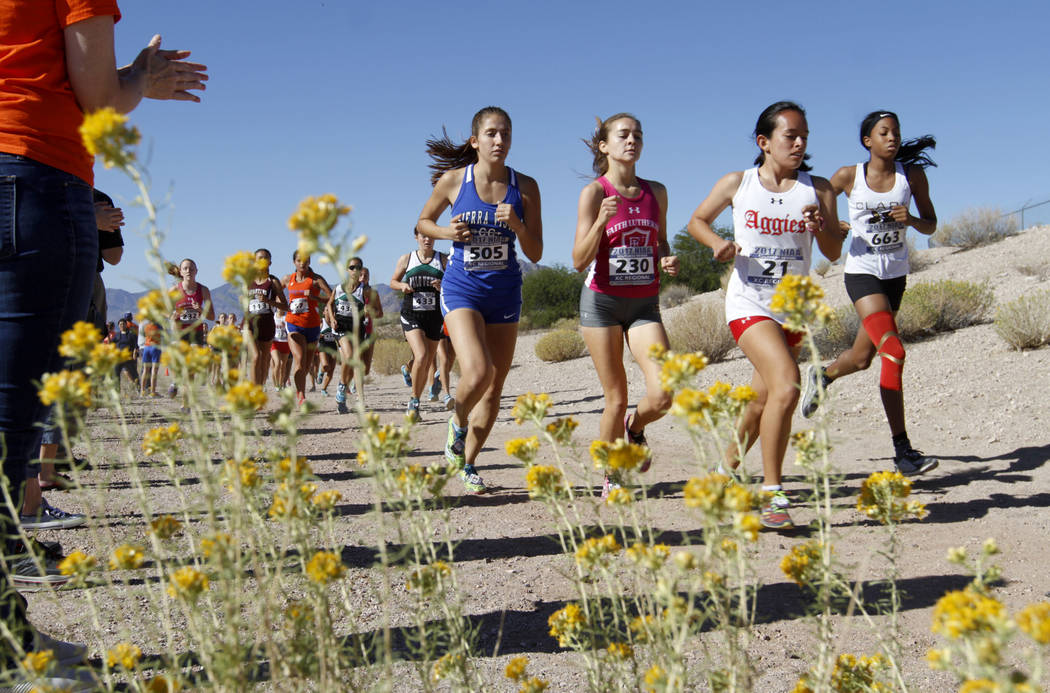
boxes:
[572,113,679,497]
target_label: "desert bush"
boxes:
[660,283,693,309]
[534,329,586,362]
[551,316,579,332]
[995,290,1050,350]
[896,279,994,339]
[372,315,403,341]
[369,337,413,374]
[665,300,736,363]
[812,305,861,358]
[930,206,1018,249]
[521,265,584,328]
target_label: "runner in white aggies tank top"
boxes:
[725,167,819,323]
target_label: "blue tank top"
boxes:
[445,164,525,291]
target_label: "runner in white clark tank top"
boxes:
[572,113,678,498]
[688,101,845,531]
[417,106,543,495]
[800,110,939,477]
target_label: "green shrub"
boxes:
[995,290,1050,350]
[812,305,861,358]
[665,300,736,363]
[930,207,1018,249]
[534,329,586,362]
[660,284,693,309]
[896,279,995,339]
[662,226,732,294]
[370,337,413,375]
[522,265,585,328]
[551,316,580,332]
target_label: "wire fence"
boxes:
[1001,198,1050,229]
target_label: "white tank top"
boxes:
[843,162,911,279]
[273,314,288,343]
[725,167,818,323]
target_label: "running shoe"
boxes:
[20,498,86,530]
[167,383,178,398]
[401,365,412,387]
[349,379,357,395]
[296,392,306,407]
[4,668,97,693]
[760,490,794,530]
[600,474,622,500]
[33,628,88,665]
[459,464,487,494]
[7,538,71,589]
[800,365,824,419]
[443,394,456,411]
[624,413,652,473]
[38,473,75,492]
[445,417,467,467]
[316,371,324,385]
[894,449,938,476]
[406,397,421,423]
[321,388,329,397]
[429,374,441,401]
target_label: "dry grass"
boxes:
[665,300,736,363]
[995,290,1050,350]
[660,284,693,309]
[370,337,413,375]
[896,279,995,340]
[812,305,861,360]
[930,207,1018,249]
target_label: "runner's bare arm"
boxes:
[688,171,743,262]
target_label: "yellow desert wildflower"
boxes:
[142,423,182,456]
[38,369,92,408]
[431,652,464,682]
[505,436,540,463]
[109,544,146,570]
[659,350,708,392]
[575,534,622,570]
[306,551,346,584]
[106,642,142,670]
[604,486,633,506]
[87,342,130,375]
[288,193,351,257]
[58,321,101,363]
[505,655,529,681]
[644,664,668,692]
[311,489,343,511]
[781,540,827,588]
[606,642,633,660]
[625,542,670,571]
[143,674,181,692]
[274,455,312,480]
[136,288,179,322]
[21,649,54,675]
[167,566,209,602]
[224,458,261,490]
[149,515,183,539]
[80,107,140,169]
[520,678,549,693]
[223,381,267,414]
[548,603,586,647]
[524,464,568,500]
[589,438,649,473]
[512,391,552,424]
[58,550,97,578]
[207,324,244,353]
[770,273,832,331]
[200,533,233,561]
[545,416,578,444]
[857,470,927,523]
[162,342,218,376]
[406,560,452,596]
[221,250,269,286]
[932,589,1007,639]
[1017,601,1050,644]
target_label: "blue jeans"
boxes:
[0,153,97,657]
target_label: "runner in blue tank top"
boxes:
[417,106,543,494]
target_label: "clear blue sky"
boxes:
[95,0,1050,293]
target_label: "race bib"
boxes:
[411,292,437,311]
[274,324,288,341]
[335,300,354,317]
[859,213,905,254]
[289,297,310,314]
[608,245,655,286]
[463,228,509,271]
[248,299,270,315]
[179,309,200,323]
[745,249,805,287]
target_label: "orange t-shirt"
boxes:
[284,273,322,329]
[0,0,122,184]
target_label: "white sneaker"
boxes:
[20,498,86,530]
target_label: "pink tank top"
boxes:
[584,177,662,298]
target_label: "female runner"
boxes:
[284,250,332,406]
[799,110,938,476]
[687,101,844,529]
[325,257,369,413]
[357,266,384,386]
[271,309,291,390]
[417,106,543,494]
[171,258,214,345]
[246,248,289,386]
[572,113,678,496]
[391,229,449,421]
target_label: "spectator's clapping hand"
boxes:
[94,202,124,232]
[134,35,209,102]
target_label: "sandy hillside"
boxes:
[25,226,1050,691]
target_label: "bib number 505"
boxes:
[468,245,505,261]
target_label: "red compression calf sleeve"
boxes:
[862,310,905,391]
